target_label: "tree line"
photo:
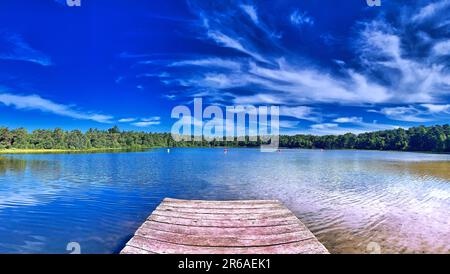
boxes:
[279,125,450,152]
[0,124,449,152]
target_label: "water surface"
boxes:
[0,149,449,254]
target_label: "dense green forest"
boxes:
[0,124,449,152]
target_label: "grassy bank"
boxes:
[0,148,151,154]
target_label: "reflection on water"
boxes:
[0,157,27,174]
[0,149,449,254]
[0,157,56,175]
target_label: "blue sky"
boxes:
[0,0,449,135]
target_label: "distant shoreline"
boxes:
[1,147,449,155]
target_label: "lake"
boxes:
[0,148,449,254]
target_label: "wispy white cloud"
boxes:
[240,4,258,24]
[132,121,160,127]
[181,58,390,105]
[290,9,314,26]
[239,3,283,40]
[433,40,450,55]
[308,120,400,135]
[164,94,177,100]
[421,103,450,113]
[370,104,450,122]
[205,29,270,63]
[136,72,171,78]
[118,118,136,123]
[132,117,161,127]
[356,20,450,104]
[412,0,450,22]
[369,106,430,122]
[189,1,274,65]
[311,123,338,130]
[169,58,241,71]
[0,93,113,123]
[163,57,393,106]
[333,117,363,123]
[0,32,52,66]
[141,117,161,122]
[280,106,321,122]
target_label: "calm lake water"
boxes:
[0,148,449,254]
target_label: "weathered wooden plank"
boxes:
[126,235,329,254]
[160,202,283,210]
[156,205,286,214]
[164,198,279,205]
[135,228,314,247]
[120,245,156,254]
[162,199,281,209]
[139,220,310,237]
[148,214,300,227]
[152,209,294,220]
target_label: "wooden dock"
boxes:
[121,198,329,254]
